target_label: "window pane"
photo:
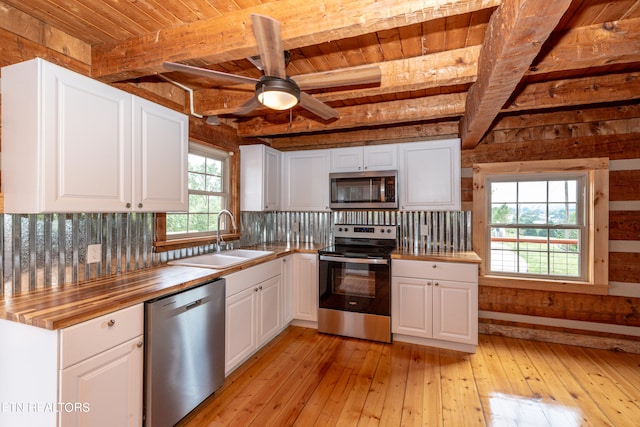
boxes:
[491,203,516,224]
[206,158,222,176]
[188,154,206,173]
[549,180,577,203]
[188,214,209,233]
[519,181,547,203]
[206,175,223,192]
[189,172,206,191]
[209,196,223,213]
[166,213,187,234]
[189,194,208,213]
[548,202,577,225]
[518,204,547,224]
[491,182,517,203]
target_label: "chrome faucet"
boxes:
[216,209,238,252]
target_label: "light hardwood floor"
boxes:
[178,326,640,426]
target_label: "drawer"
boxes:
[59,303,144,369]
[225,259,281,297]
[392,259,478,283]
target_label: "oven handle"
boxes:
[319,255,388,265]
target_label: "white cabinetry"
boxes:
[0,304,144,427]
[292,253,319,323]
[240,144,281,211]
[224,259,283,375]
[282,150,330,211]
[1,58,187,213]
[330,145,397,172]
[398,139,461,211]
[281,256,294,324]
[392,259,478,352]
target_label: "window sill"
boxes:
[154,233,241,253]
[479,275,610,295]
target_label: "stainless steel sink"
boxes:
[168,249,274,269]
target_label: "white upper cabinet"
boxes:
[1,58,188,213]
[330,145,397,172]
[132,96,188,212]
[282,149,330,211]
[240,144,281,211]
[398,139,461,211]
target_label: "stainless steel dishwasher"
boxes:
[144,278,225,427]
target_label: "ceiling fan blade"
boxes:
[251,14,286,79]
[298,92,339,120]
[234,96,262,116]
[163,62,258,86]
[292,65,382,91]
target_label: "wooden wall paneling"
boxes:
[609,211,640,240]
[610,170,640,201]
[609,252,640,283]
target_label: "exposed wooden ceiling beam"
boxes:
[91,0,500,82]
[530,17,640,76]
[504,72,640,112]
[459,0,573,149]
[236,93,466,137]
[194,46,480,115]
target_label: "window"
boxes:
[487,174,587,280]
[166,142,231,239]
[473,158,609,294]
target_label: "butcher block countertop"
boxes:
[0,243,320,330]
[391,248,482,264]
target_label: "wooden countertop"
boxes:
[391,248,482,264]
[0,242,479,330]
[0,243,320,330]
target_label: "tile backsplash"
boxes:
[1,210,470,296]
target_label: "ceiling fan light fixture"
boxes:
[256,76,300,110]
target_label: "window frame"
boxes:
[154,140,240,252]
[473,158,609,295]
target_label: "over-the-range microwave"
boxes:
[329,170,398,209]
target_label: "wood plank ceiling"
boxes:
[0,0,638,149]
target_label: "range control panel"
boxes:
[334,224,397,240]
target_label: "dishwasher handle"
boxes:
[185,299,203,310]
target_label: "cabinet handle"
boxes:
[138,203,143,208]
[137,341,143,348]
[435,282,439,286]
[107,319,116,327]
[427,282,432,286]
[259,285,263,290]
[125,203,131,208]
[255,287,259,292]
[432,264,437,268]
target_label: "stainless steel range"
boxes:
[318,224,397,343]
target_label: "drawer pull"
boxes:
[137,341,144,348]
[107,319,116,327]
[432,264,437,268]
[435,282,439,286]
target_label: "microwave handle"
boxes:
[319,255,388,265]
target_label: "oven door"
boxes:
[319,255,390,316]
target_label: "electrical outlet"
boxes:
[87,244,101,264]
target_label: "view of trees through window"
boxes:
[166,151,227,237]
[488,177,585,279]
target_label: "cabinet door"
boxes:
[391,276,432,337]
[432,280,478,345]
[132,96,188,212]
[264,146,281,210]
[281,256,294,324]
[257,275,282,346]
[60,336,143,427]
[225,287,257,374]
[330,146,364,172]
[292,253,318,321]
[283,150,330,211]
[41,60,133,212]
[398,139,461,211]
[363,145,397,171]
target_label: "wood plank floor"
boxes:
[177,326,640,426]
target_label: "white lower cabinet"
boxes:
[292,253,318,322]
[0,304,144,427]
[392,260,478,352]
[224,259,283,375]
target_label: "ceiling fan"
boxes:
[162,14,382,120]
